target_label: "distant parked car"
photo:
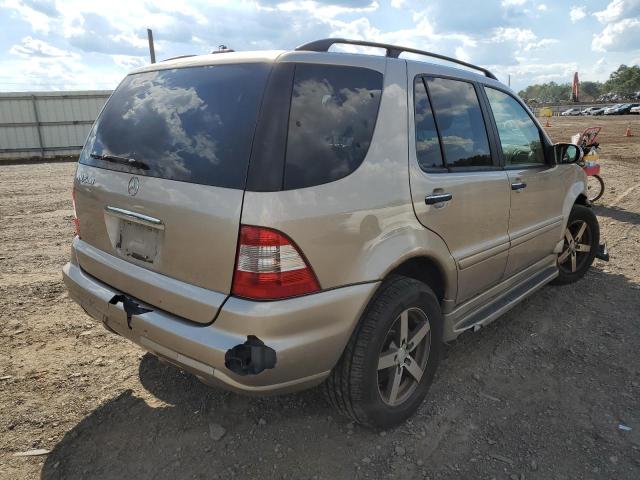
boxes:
[561,108,582,116]
[590,107,607,116]
[581,107,600,115]
[616,103,640,115]
[631,105,640,114]
[604,104,624,115]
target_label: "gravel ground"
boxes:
[1,116,639,479]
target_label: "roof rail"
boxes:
[295,38,498,81]
[161,54,197,62]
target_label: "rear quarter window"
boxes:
[283,64,383,190]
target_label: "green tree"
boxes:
[603,65,640,97]
[518,64,640,102]
[580,81,602,101]
[518,81,571,102]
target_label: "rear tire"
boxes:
[323,276,443,429]
[551,205,599,285]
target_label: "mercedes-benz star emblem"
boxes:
[128,176,140,196]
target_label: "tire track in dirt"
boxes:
[610,183,640,208]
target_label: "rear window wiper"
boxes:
[90,153,150,170]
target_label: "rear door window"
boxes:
[80,63,271,189]
[284,64,383,189]
[426,77,492,169]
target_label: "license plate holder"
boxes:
[118,220,160,263]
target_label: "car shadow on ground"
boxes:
[40,267,639,480]
[595,204,640,226]
[39,353,356,479]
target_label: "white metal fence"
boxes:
[0,91,111,159]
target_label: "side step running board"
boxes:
[454,265,558,333]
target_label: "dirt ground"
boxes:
[1,116,639,480]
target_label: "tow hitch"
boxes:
[595,243,609,262]
[109,294,152,329]
[225,336,277,376]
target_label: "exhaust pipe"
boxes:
[225,336,277,376]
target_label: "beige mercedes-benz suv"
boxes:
[63,38,608,428]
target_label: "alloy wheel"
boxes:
[377,307,431,406]
[558,219,592,273]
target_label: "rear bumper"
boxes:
[62,258,378,395]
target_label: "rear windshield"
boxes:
[80,63,271,189]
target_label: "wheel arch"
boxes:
[383,255,448,304]
[561,176,590,229]
[574,193,590,207]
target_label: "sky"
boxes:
[0,0,639,92]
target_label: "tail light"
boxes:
[72,186,80,237]
[232,225,320,300]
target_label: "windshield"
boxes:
[80,63,272,189]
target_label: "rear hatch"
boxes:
[73,62,272,323]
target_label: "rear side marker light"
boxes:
[72,186,80,237]
[232,225,320,300]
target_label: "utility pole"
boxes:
[147,28,156,64]
[508,74,511,87]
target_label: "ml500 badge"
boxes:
[76,172,95,185]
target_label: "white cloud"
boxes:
[570,5,586,23]
[592,17,640,51]
[493,27,536,44]
[523,38,559,51]
[329,11,471,52]
[594,0,640,24]
[0,52,121,91]
[591,0,640,53]
[1,0,56,32]
[593,57,608,74]
[9,36,77,58]
[266,0,379,21]
[454,46,470,62]
[503,61,579,84]
[0,0,634,93]
[111,55,147,70]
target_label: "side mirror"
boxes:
[554,143,583,164]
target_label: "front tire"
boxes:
[551,205,599,285]
[323,276,443,429]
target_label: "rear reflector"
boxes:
[72,186,80,237]
[232,225,320,300]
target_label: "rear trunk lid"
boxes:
[73,62,272,323]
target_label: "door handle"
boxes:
[425,193,453,205]
[511,182,527,191]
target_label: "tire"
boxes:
[323,276,443,429]
[587,175,605,202]
[551,204,600,285]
